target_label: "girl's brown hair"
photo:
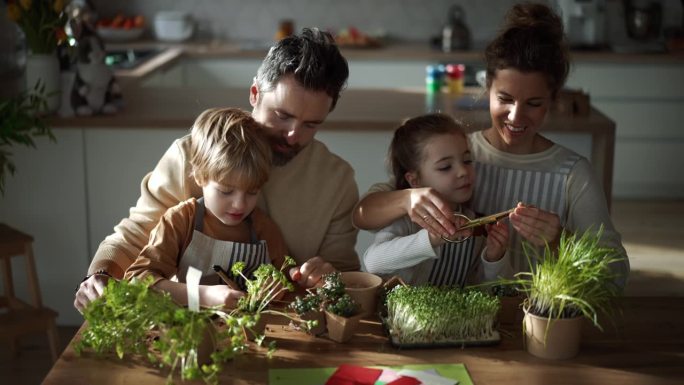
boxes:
[484,2,570,99]
[190,107,272,191]
[389,113,466,190]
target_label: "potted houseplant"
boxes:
[74,277,252,385]
[289,290,326,336]
[0,83,54,195]
[505,227,624,360]
[384,285,500,347]
[319,272,362,343]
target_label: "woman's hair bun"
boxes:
[504,2,564,44]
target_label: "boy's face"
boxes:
[201,180,259,226]
[406,132,474,208]
[249,74,333,165]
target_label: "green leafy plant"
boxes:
[385,285,500,345]
[289,291,322,315]
[317,271,346,301]
[500,226,624,330]
[326,293,359,317]
[231,255,296,315]
[0,82,55,194]
[73,277,254,385]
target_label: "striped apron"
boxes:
[471,154,581,274]
[177,197,270,291]
[426,236,477,287]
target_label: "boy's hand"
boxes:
[289,256,336,288]
[201,285,245,308]
[484,220,509,262]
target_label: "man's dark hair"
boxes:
[255,28,349,111]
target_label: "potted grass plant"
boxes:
[74,277,252,385]
[504,226,624,359]
[384,285,500,347]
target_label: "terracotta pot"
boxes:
[340,271,382,316]
[324,310,363,343]
[300,310,326,336]
[523,308,583,360]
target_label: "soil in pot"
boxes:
[523,308,583,360]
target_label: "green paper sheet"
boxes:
[269,363,473,385]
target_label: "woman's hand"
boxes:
[484,220,509,262]
[510,202,561,247]
[407,187,457,238]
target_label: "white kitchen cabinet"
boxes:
[0,129,90,325]
[566,63,684,198]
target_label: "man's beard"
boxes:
[268,136,302,166]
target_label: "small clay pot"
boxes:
[340,271,382,317]
[244,315,267,341]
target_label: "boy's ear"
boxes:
[405,171,420,188]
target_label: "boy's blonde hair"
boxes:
[190,107,272,191]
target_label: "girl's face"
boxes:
[201,179,259,226]
[488,68,552,154]
[406,132,474,206]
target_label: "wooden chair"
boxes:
[0,223,59,362]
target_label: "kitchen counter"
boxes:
[105,40,684,82]
[41,297,684,385]
[49,85,616,202]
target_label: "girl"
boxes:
[124,107,288,308]
[362,113,510,286]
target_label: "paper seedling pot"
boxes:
[524,308,582,360]
[340,271,382,316]
[325,310,364,343]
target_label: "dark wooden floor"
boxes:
[2,199,683,385]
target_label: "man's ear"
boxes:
[249,80,259,108]
[405,171,420,188]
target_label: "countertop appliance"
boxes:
[556,0,607,48]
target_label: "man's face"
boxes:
[250,75,333,166]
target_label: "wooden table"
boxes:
[42,297,683,385]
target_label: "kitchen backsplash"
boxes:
[91,0,683,47]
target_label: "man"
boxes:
[74,28,360,311]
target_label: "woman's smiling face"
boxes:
[488,68,552,154]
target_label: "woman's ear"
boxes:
[405,171,420,188]
[249,79,259,108]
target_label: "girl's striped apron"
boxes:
[177,197,270,290]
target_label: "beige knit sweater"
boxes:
[88,135,360,278]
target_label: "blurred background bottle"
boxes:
[444,63,465,95]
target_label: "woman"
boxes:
[353,3,629,286]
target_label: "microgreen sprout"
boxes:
[385,286,500,345]
[231,256,296,315]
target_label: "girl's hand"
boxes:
[407,187,457,238]
[484,221,509,262]
[201,284,245,308]
[289,256,336,288]
[510,202,561,247]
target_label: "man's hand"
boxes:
[74,274,111,313]
[289,256,336,288]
